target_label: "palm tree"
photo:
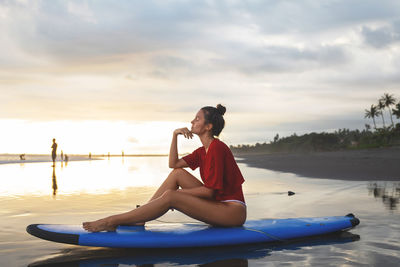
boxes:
[364,104,379,129]
[380,93,396,127]
[393,102,400,119]
[377,100,386,128]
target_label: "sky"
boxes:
[1,0,400,154]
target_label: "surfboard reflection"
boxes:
[28,231,360,267]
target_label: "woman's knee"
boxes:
[160,189,176,205]
[169,168,188,177]
[167,168,191,185]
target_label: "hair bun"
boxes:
[216,104,226,116]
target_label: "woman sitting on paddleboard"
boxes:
[83,104,246,232]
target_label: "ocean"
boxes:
[0,156,399,266]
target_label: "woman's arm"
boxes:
[169,128,193,168]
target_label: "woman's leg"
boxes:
[147,168,203,202]
[86,168,204,228]
[127,168,202,226]
[83,189,246,232]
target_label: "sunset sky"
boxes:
[1,0,400,154]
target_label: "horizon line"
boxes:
[0,153,177,157]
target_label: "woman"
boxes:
[83,104,246,232]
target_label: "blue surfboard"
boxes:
[28,232,360,267]
[26,214,359,248]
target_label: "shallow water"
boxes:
[0,157,399,266]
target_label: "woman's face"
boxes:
[191,110,212,136]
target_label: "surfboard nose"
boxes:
[26,224,79,245]
[345,213,360,227]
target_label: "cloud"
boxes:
[226,0,400,34]
[1,0,400,147]
[0,0,391,75]
[361,21,400,48]
[67,1,96,24]
[1,1,211,64]
[212,44,349,75]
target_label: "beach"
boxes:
[0,156,399,266]
[236,146,400,181]
[0,154,96,165]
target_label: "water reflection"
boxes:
[28,231,359,267]
[52,166,58,197]
[0,157,169,197]
[368,182,400,210]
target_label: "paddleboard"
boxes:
[28,232,360,267]
[26,213,359,248]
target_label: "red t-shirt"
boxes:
[183,139,245,202]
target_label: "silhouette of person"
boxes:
[51,138,57,166]
[61,150,64,161]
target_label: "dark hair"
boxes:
[201,104,226,137]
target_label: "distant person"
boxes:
[61,150,64,161]
[83,104,246,232]
[51,138,57,166]
[19,154,26,160]
[89,152,92,159]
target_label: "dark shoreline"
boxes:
[235,146,400,181]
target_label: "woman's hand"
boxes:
[169,128,192,168]
[174,127,193,139]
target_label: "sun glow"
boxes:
[0,119,200,155]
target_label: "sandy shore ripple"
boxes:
[236,146,400,181]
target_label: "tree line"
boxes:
[231,93,400,154]
[364,93,400,129]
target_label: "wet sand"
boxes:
[236,146,400,181]
[2,156,399,266]
[0,154,99,165]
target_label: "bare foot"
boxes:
[82,218,116,232]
